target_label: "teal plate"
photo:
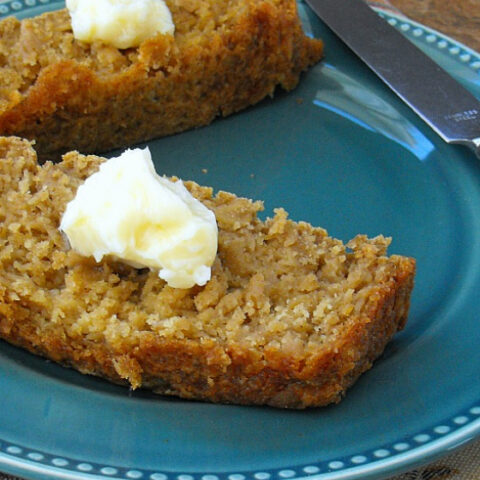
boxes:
[1,1,479,480]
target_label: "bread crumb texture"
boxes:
[0,0,323,158]
[0,137,415,408]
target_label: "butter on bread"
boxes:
[60,147,218,289]
[0,0,323,159]
[0,137,415,408]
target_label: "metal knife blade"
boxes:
[304,0,480,158]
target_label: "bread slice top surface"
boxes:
[0,137,414,364]
[0,0,321,106]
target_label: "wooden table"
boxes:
[385,0,479,52]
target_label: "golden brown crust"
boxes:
[0,0,323,159]
[0,137,415,408]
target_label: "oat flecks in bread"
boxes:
[0,137,415,408]
[0,0,323,159]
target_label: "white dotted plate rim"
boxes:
[1,406,479,480]
[374,8,480,74]
[0,1,479,479]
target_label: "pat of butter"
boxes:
[60,148,218,289]
[66,0,174,49]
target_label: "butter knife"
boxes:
[304,0,480,158]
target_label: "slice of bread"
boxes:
[0,137,415,408]
[0,0,323,159]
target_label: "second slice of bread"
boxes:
[0,137,415,408]
[0,0,323,159]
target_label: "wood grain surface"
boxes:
[388,0,480,52]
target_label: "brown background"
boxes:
[387,0,479,52]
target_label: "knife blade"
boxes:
[304,0,480,158]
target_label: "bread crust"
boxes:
[0,256,414,408]
[0,0,323,158]
[0,137,415,408]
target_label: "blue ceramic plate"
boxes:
[0,2,479,480]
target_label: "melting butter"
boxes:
[60,148,218,289]
[66,0,174,49]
